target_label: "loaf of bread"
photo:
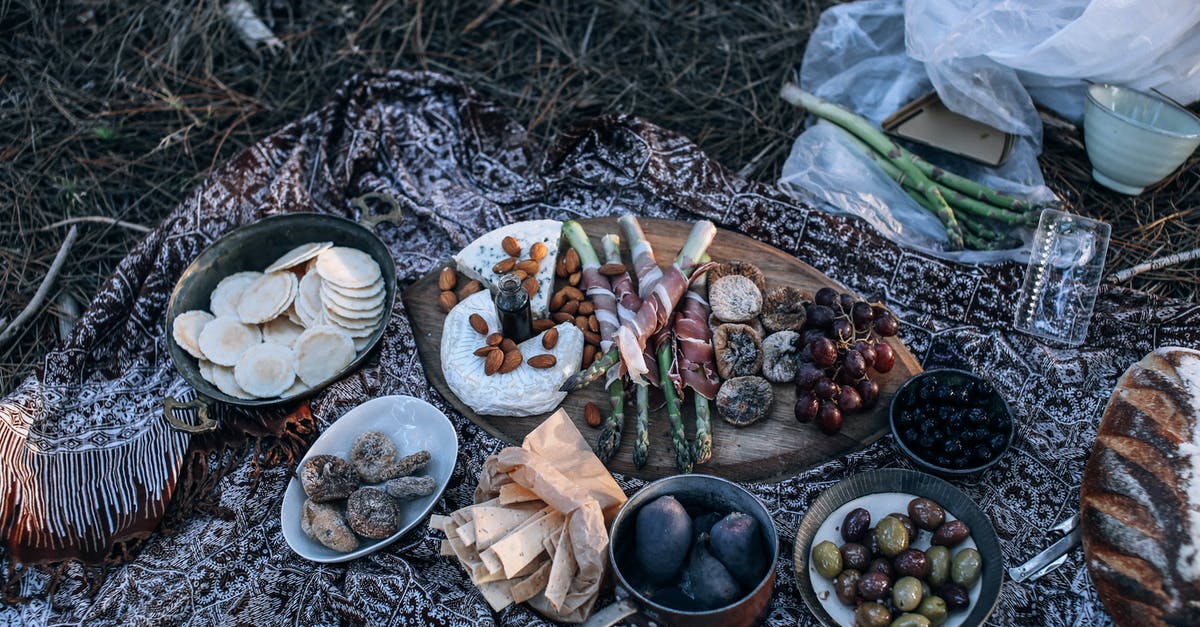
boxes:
[1081,347,1200,627]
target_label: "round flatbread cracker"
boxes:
[197,317,262,366]
[323,298,384,320]
[210,271,262,318]
[234,343,296,398]
[262,315,305,347]
[264,242,334,274]
[321,283,385,311]
[325,309,381,331]
[295,272,324,325]
[315,247,381,288]
[293,326,356,386]
[198,359,216,383]
[352,336,371,352]
[212,364,254,399]
[283,378,310,397]
[172,310,213,359]
[284,304,305,327]
[236,271,298,324]
[326,277,384,299]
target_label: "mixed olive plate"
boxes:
[793,469,1003,626]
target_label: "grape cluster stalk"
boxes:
[793,287,900,434]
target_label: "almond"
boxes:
[469,313,488,335]
[555,255,568,278]
[552,312,574,324]
[499,349,522,374]
[542,327,559,350]
[512,269,528,281]
[562,286,585,301]
[574,316,588,333]
[550,290,566,312]
[532,318,555,332]
[530,242,548,261]
[569,271,582,286]
[492,257,516,274]
[528,354,557,369]
[458,279,483,298]
[588,314,599,333]
[500,338,517,353]
[564,248,581,273]
[502,236,521,257]
[474,345,499,357]
[484,349,503,375]
[578,301,594,316]
[598,263,626,277]
[584,402,602,427]
[438,290,457,313]
[515,259,540,276]
[582,345,596,368]
[522,276,539,298]
[438,267,457,290]
[584,330,602,346]
[486,333,503,346]
[559,299,579,316]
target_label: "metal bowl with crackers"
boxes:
[165,208,399,419]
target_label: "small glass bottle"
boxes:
[495,274,533,343]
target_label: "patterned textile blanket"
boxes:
[2,70,1197,625]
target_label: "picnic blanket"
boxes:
[3,70,1198,625]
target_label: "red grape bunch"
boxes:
[793,287,900,434]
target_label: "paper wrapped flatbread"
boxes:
[440,409,626,623]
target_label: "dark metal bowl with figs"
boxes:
[889,369,1014,476]
[602,474,779,627]
[165,212,397,408]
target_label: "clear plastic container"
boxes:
[1013,209,1111,346]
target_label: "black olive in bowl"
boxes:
[888,369,1014,476]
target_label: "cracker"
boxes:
[236,271,298,324]
[264,242,333,274]
[282,378,310,397]
[198,359,215,383]
[295,272,325,327]
[234,343,296,398]
[172,310,213,359]
[209,271,261,319]
[353,335,371,352]
[326,278,384,299]
[211,364,255,399]
[321,283,385,311]
[323,299,384,320]
[261,315,305,347]
[325,313,380,338]
[197,317,262,366]
[315,246,382,288]
[293,325,355,386]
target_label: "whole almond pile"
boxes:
[548,253,603,366]
[468,312,560,376]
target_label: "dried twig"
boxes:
[0,226,79,348]
[40,216,151,233]
[1110,247,1200,283]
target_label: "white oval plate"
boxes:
[281,395,458,563]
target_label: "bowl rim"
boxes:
[164,212,397,407]
[888,368,1015,476]
[606,473,780,617]
[1086,83,1200,140]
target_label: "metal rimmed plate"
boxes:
[793,469,1003,626]
[280,395,457,563]
[164,212,397,408]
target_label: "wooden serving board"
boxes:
[404,217,922,482]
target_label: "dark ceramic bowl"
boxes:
[604,474,779,627]
[164,212,396,407]
[888,369,1014,477]
[793,469,1004,626]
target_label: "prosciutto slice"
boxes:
[672,283,720,399]
[580,263,619,354]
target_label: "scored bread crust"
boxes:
[1081,347,1200,627]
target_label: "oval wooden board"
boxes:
[403,217,922,482]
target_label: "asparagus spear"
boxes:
[658,338,692,473]
[594,234,637,463]
[693,393,712,465]
[633,381,650,468]
[562,221,619,352]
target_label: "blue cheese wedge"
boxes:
[452,220,562,318]
[441,291,583,417]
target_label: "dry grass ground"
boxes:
[0,0,1196,394]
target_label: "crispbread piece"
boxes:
[236,271,298,324]
[210,271,261,318]
[264,242,333,274]
[197,317,261,366]
[321,283,385,311]
[293,325,355,386]
[316,247,382,288]
[234,343,296,398]
[211,364,255,399]
[294,271,325,327]
[172,310,213,359]
[261,315,305,347]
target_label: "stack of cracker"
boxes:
[430,409,626,622]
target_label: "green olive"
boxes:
[889,612,932,627]
[854,602,892,627]
[917,595,948,626]
[926,546,951,586]
[875,516,910,557]
[951,547,983,587]
[812,540,843,579]
[891,576,924,612]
